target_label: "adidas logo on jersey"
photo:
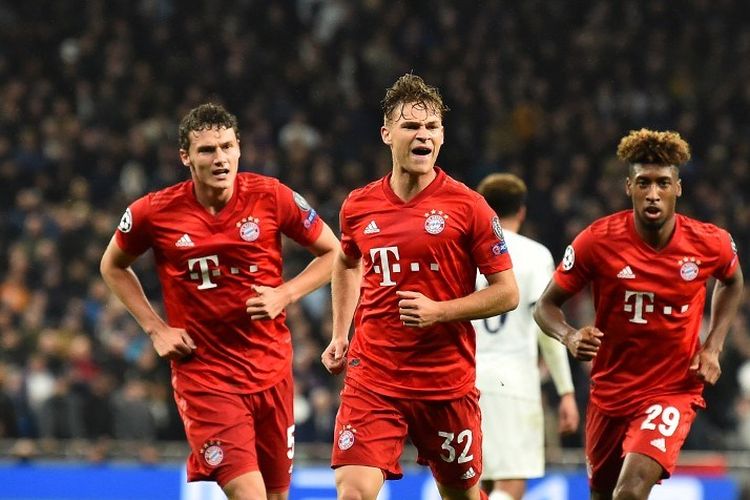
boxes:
[176,234,195,247]
[617,266,635,279]
[363,220,380,234]
[650,437,666,452]
[460,467,476,480]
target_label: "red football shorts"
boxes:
[331,381,483,490]
[585,394,703,493]
[173,371,295,491]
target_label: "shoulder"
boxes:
[146,180,191,211]
[677,213,730,247]
[236,171,281,195]
[510,232,554,261]
[441,172,484,203]
[342,177,384,211]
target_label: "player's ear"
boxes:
[625,176,633,196]
[676,178,682,197]
[381,125,392,145]
[179,149,191,168]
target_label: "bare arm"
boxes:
[321,249,362,374]
[246,224,339,319]
[99,236,195,359]
[533,280,603,361]
[397,268,519,328]
[690,266,745,384]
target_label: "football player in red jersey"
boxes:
[321,73,519,500]
[100,103,338,500]
[534,129,744,500]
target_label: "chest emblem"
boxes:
[678,257,701,281]
[424,209,448,235]
[237,216,260,242]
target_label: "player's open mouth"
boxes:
[411,146,431,156]
[644,206,661,217]
[213,168,230,177]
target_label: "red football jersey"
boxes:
[340,168,513,400]
[553,210,739,415]
[115,173,324,394]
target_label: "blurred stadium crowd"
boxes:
[0,0,749,461]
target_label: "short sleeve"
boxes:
[339,195,361,258]
[115,195,153,256]
[552,225,596,294]
[276,183,324,247]
[713,229,740,281]
[469,197,513,275]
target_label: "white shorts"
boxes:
[479,392,545,480]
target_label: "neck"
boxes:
[389,167,437,202]
[500,217,521,233]
[633,214,676,250]
[193,182,233,215]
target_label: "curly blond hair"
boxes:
[616,128,691,166]
[381,73,449,124]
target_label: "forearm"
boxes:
[538,328,575,395]
[101,265,167,335]
[279,250,335,304]
[703,273,744,352]
[440,281,518,322]
[533,300,577,345]
[331,259,362,341]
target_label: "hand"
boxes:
[396,290,444,328]
[563,326,603,361]
[689,348,721,385]
[558,393,580,435]
[148,326,196,360]
[245,285,291,320]
[321,337,349,375]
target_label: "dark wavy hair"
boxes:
[178,103,239,150]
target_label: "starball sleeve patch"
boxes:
[118,208,133,233]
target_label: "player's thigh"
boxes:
[479,392,544,480]
[585,402,629,496]
[331,382,409,481]
[409,388,483,491]
[254,372,295,493]
[613,452,663,499]
[174,386,258,487]
[223,470,270,500]
[334,465,385,500]
[622,395,700,481]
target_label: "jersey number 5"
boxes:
[438,430,474,463]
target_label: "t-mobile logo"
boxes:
[370,246,400,286]
[188,255,220,290]
[623,290,655,324]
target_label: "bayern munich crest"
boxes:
[678,257,701,281]
[424,209,448,235]
[201,440,224,467]
[337,424,356,451]
[236,216,260,242]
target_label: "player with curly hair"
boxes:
[533,128,744,499]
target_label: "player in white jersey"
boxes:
[473,174,580,500]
